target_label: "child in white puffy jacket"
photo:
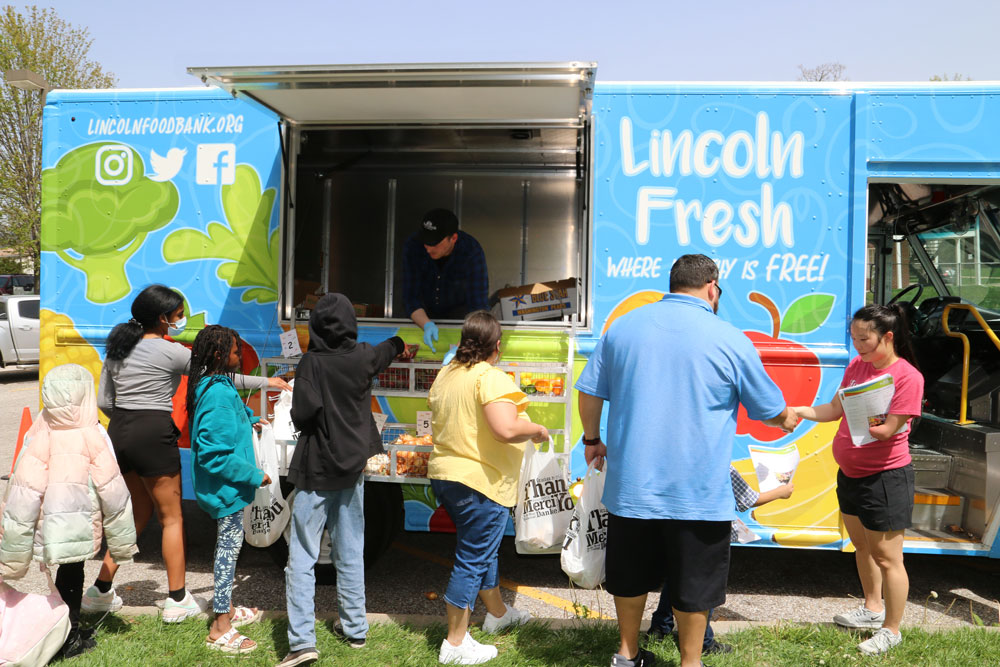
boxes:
[0,364,137,657]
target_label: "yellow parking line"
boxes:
[391,540,612,620]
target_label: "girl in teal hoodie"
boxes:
[188,325,269,654]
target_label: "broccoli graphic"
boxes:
[162,164,279,304]
[41,143,179,303]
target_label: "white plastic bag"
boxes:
[514,438,574,555]
[243,423,290,547]
[271,380,297,441]
[560,461,608,588]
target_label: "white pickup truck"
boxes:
[0,295,39,368]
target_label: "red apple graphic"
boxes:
[736,291,823,442]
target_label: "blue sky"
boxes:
[49,0,998,88]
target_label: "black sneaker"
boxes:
[276,647,319,666]
[645,626,672,643]
[333,622,366,648]
[611,647,657,666]
[57,630,97,659]
[703,639,733,655]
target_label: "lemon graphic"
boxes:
[602,291,665,334]
[732,421,843,547]
[40,310,107,426]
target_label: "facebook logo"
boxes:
[196,143,236,185]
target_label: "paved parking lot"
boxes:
[2,368,997,629]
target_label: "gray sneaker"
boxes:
[833,605,885,629]
[858,627,902,655]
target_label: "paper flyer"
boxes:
[749,443,800,493]
[838,373,907,446]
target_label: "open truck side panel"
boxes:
[40,71,1000,559]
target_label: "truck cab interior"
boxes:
[868,181,1000,549]
[190,63,596,327]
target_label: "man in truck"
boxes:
[402,208,488,352]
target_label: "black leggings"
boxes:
[55,561,85,632]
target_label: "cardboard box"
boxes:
[495,278,578,321]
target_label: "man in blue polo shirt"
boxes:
[402,209,489,352]
[576,254,797,667]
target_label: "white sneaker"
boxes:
[161,591,205,623]
[438,632,498,664]
[858,627,902,655]
[482,605,532,634]
[833,605,885,629]
[81,585,123,613]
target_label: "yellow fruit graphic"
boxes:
[602,291,665,335]
[40,310,108,426]
[732,421,843,548]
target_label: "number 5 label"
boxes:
[416,410,432,436]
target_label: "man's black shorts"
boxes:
[837,464,914,532]
[604,513,730,612]
[108,408,181,478]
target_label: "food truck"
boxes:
[39,63,1000,564]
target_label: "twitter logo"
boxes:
[147,147,186,182]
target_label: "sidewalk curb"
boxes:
[114,607,998,633]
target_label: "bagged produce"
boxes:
[243,424,290,547]
[560,461,608,588]
[514,438,573,554]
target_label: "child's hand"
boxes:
[261,474,272,487]
[777,482,794,499]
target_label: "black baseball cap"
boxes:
[419,208,459,245]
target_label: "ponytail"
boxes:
[453,311,502,367]
[852,304,920,370]
[104,284,184,361]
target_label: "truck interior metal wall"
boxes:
[292,127,584,319]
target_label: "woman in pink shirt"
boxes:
[792,304,923,656]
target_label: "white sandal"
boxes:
[205,627,257,654]
[231,606,262,628]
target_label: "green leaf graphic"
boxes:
[162,165,279,304]
[780,294,836,334]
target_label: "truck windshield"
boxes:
[913,213,1000,312]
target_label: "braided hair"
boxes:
[186,324,242,424]
[852,304,920,370]
[105,285,184,361]
[452,311,502,367]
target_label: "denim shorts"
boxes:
[430,479,510,610]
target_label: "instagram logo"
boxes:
[95,145,134,186]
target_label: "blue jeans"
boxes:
[285,476,367,651]
[213,511,245,614]
[650,580,715,649]
[430,479,509,611]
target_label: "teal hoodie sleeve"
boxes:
[195,388,265,488]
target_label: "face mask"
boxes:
[167,316,186,336]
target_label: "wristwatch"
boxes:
[582,435,602,447]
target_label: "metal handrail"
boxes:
[941,303,1000,424]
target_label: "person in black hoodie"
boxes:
[278,293,403,667]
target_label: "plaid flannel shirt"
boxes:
[730,464,760,542]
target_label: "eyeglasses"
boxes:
[712,281,722,299]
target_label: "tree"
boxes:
[0,6,115,276]
[797,62,847,82]
[930,73,972,81]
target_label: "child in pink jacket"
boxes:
[0,364,137,658]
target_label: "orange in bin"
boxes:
[533,379,551,394]
[551,378,564,396]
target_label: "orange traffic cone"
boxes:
[8,406,33,475]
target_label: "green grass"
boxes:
[55,614,1000,666]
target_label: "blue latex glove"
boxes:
[423,321,439,353]
[442,344,457,366]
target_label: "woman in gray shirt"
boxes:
[82,285,290,622]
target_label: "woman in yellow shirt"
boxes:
[428,311,548,665]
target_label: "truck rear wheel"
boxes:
[268,481,404,585]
